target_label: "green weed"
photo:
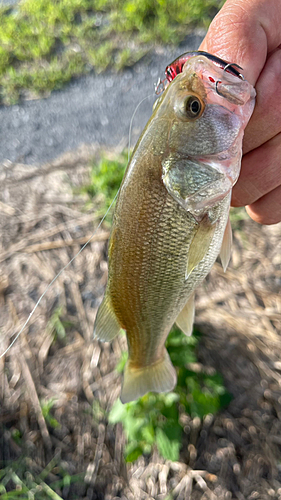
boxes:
[0,0,224,104]
[46,307,67,340]
[92,399,106,424]
[229,206,250,230]
[0,457,84,499]
[41,399,60,429]
[81,151,128,212]
[229,206,250,249]
[109,327,231,462]
[11,429,22,446]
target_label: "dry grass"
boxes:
[0,146,281,499]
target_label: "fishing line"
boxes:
[0,89,157,359]
[0,192,119,360]
[128,92,155,162]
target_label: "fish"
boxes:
[94,51,256,403]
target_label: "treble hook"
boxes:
[223,62,245,81]
[215,80,224,98]
[216,62,245,98]
[154,77,168,95]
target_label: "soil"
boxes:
[0,146,281,500]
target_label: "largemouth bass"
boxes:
[94,51,255,403]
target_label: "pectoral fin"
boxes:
[93,294,121,342]
[162,156,224,213]
[220,216,232,272]
[186,220,216,279]
[176,294,195,336]
[121,349,177,403]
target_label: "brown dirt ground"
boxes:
[0,146,281,500]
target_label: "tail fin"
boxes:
[93,294,121,342]
[121,349,177,403]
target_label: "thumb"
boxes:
[200,0,281,84]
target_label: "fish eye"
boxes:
[174,93,204,121]
[185,95,203,118]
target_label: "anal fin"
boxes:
[220,216,232,272]
[93,294,121,342]
[176,294,195,336]
[121,349,177,404]
[186,219,216,278]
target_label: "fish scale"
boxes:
[94,52,255,403]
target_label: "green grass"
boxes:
[229,206,250,230]
[0,457,84,499]
[81,151,128,217]
[46,306,67,340]
[109,327,231,463]
[0,0,224,104]
[41,399,60,430]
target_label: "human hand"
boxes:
[200,0,281,224]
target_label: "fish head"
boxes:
[156,53,256,217]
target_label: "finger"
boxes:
[232,132,281,206]
[200,0,281,84]
[246,185,281,225]
[243,48,281,154]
